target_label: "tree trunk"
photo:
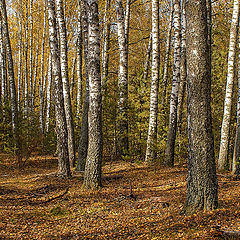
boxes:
[45,55,52,133]
[29,0,33,112]
[165,0,181,167]
[56,0,76,168]
[218,0,239,171]
[24,0,29,115]
[76,9,83,117]
[76,0,89,172]
[116,0,129,157]
[232,37,240,175]
[183,0,218,215]
[0,0,21,167]
[83,0,102,189]
[47,0,71,177]
[143,34,152,83]
[145,0,159,164]
[17,4,22,110]
[161,0,173,105]
[177,0,187,136]
[39,2,47,132]
[101,0,111,93]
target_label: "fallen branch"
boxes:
[212,225,240,239]
[33,188,69,204]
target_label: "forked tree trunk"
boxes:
[116,0,129,157]
[165,0,181,167]
[83,0,102,189]
[56,0,76,168]
[183,0,218,215]
[145,0,159,164]
[218,0,239,171]
[47,0,71,177]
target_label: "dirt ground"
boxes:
[0,154,240,239]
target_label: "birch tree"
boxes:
[83,0,102,189]
[76,0,89,172]
[161,1,173,105]
[145,0,159,164]
[218,0,240,171]
[183,0,218,215]
[101,0,111,90]
[116,0,129,157]
[56,0,76,168]
[165,0,181,167]
[0,0,21,166]
[47,0,71,177]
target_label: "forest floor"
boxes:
[0,154,240,239]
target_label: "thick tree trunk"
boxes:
[116,0,129,157]
[0,0,21,166]
[47,0,71,177]
[145,0,159,164]
[232,38,240,175]
[161,1,173,105]
[56,0,76,168]
[165,0,181,167]
[83,0,102,189]
[76,0,89,172]
[183,0,218,215]
[218,0,239,171]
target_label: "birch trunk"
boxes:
[24,0,29,115]
[47,0,71,177]
[45,55,52,133]
[39,2,47,132]
[218,0,240,171]
[0,19,6,107]
[32,30,40,113]
[76,0,89,172]
[83,0,102,189]
[143,34,152,83]
[177,0,187,136]
[232,37,240,175]
[0,0,21,166]
[76,10,83,117]
[161,1,173,105]
[183,0,218,215]
[56,0,76,168]
[145,0,159,164]
[29,0,33,111]
[17,7,22,109]
[165,0,181,167]
[101,0,111,91]
[116,0,129,157]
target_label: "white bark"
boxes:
[165,0,181,167]
[116,0,129,156]
[83,0,102,189]
[218,0,240,170]
[145,0,159,164]
[56,0,76,167]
